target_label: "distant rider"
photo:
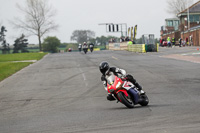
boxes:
[99,61,143,101]
[83,42,88,48]
[82,42,88,54]
[78,43,82,52]
[89,42,94,52]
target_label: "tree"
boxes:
[95,36,108,45]
[13,0,58,51]
[136,37,143,44]
[70,30,95,43]
[0,26,10,54]
[42,36,61,53]
[96,36,119,45]
[13,34,29,53]
[166,0,193,15]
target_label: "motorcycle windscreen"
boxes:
[106,72,115,85]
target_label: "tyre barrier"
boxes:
[128,44,146,53]
[94,48,100,51]
[108,43,159,53]
[128,44,159,53]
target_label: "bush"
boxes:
[42,36,61,53]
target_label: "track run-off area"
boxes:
[0,47,200,133]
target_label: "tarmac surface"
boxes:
[0,46,200,133]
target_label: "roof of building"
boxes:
[178,1,200,16]
[182,24,200,33]
[165,18,179,21]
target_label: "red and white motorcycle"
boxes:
[106,73,149,108]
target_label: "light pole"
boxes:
[187,0,190,30]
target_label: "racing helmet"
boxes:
[99,61,109,75]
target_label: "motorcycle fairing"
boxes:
[127,88,139,104]
[107,76,129,97]
[122,81,135,90]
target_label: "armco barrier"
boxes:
[128,44,146,53]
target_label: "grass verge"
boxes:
[0,62,33,81]
[0,52,48,82]
[0,53,47,62]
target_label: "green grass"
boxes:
[0,52,47,82]
[27,49,40,52]
[0,53,47,62]
[58,47,66,50]
[0,62,33,81]
[94,45,106,49]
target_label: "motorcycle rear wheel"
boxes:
[139,94,149,106]
[117,92,134,108]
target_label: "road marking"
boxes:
[112,56,118,60]
[82,72,86,81]
[161,54,200,64]
[182,52,200,56]
[78,66,88,87]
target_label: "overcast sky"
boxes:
[0,0,198,44]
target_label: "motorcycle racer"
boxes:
[78,43,82,52]
[82,42,88,54]
[89,42,94,52]
[83,42,88,48]
[99,61,143,101]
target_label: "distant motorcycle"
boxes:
[89,44,94,52]
[78,44,82,52]
[83,46,88,54]
[106,74,149,108]
[90,47,93,53]
[68,48,72,52]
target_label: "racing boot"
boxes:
[107,93,115,101]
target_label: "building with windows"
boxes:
[161,1,200,46]
[165,18,180,31]
[161,18,180,32]
[160,18,180,42]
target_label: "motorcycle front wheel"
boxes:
[83,50,87,54]
[117,92,134,108]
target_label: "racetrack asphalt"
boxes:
[0,46,200,133]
